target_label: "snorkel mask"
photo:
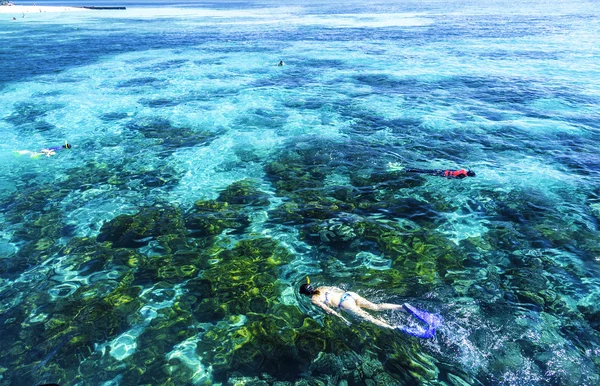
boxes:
[299,276,315,295]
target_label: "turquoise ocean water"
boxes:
[1,0,600,385]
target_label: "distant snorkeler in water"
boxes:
[406,168,476,179]
[299,277,442,339]
[14,141,72,158]
[278,59,285,66]
[387,162,475,179]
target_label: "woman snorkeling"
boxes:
[14,141,72,158]
[299,277,442,339]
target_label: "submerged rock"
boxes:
[184,237,358,382]
[577,292,600,331]
[217,179,270,206]
[127,116,221,153]
[97,204,185,248]
[185,199,250,237]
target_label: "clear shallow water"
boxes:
[1,1,600,385]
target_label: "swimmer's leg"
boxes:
[346,307,395,330]
[352,293,405,312]
[14,150,44,159]
[14,150,34,156]
[406,169,441,175]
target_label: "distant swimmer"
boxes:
[405,168,476,179]
[299,277,442,339]
[387,162,476,179]
[278,60,285,66]
[14,141,72,158]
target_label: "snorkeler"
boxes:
[278,60,285,66]
[14,141,72,158]
[386,160,475,179]
[405,168,475,179]
[299,277,442,339]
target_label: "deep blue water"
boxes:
[1,1,600,385]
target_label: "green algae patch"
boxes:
[185,199,250,237]
[97,204,186,248]
[190,237,292,322]
[178,237,350,382]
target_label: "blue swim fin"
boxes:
[396,325,437,339]
[403,303,443,328]
[395,303,442,339]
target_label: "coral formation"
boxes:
[2,133,600,386]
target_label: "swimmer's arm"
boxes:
[41,149,56,157]
[313,300,351,326]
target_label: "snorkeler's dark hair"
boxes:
[467,170,476,177]
[299,283,318,296]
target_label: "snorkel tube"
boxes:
[299,276,316,296]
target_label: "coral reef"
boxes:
[2,133,600,386]
[97,203,186,248]
[127,116,223,155]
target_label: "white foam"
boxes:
[297,13,432,28]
